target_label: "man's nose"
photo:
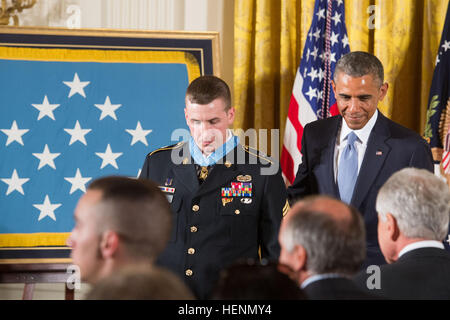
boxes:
[347,98,361,112]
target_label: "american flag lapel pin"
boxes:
[376,151,383,156]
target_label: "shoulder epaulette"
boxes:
[242,145,273,164]
[147,141,185,158]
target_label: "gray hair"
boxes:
[376,168,450,241]
[334,51,384,86]
[281,201,366,276]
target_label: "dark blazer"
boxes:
[303,277,380,300]
[354,247,450,299]
[139,142,287,299]
[287,112,434,266]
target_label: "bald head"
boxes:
[295,196,352,221]
[280,195,366,276]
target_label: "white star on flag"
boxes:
[442,40,450,52]
[33,195,61,221]
[63,73,90,98]
[1,169,29,195]
[305,86,317,100]
[31,95,60,121]
[64,120,92,146]
[310,47,319,60]
[308,68,319,82]
[95,144,123,169]
[316,8,325,21]
[332,12,341,26]
[329,52,337,63]
[1,120,29,146]
[126,121,152,146]
[32,144,61,170]
[318,68,325,82]
[330,31,340,47]
[342,35,350,49]
[64,168,92,194]
[94,96,122,120]
[313,28,321,41]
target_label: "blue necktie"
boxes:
[338,131,359,204]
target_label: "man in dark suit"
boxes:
[278,195,379,299]
[287,51,434,266]
[139,75,288,299]
[354,168,450,299]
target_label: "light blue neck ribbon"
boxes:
[189,134,239,166]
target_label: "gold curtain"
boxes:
[234,0,448,156]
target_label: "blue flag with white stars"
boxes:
[0,50,193,246]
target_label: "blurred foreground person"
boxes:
[211,258,306,300]
[279,195,379,299]
[354,168,450,299]
[86,265,195,300]
[67,176,172,284]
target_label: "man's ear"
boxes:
[291,244,308,272]
[378,82,389,101]
[386,213,400,241]
[227,106,235,125]
[99,230,120,259]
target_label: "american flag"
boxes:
[281,0,350,184]
[424,1,450,250]
[443,130,450,174]
[425,1,450,174]
[0,49,189,246]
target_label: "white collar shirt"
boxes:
[334,110,379,182]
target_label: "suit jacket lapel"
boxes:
[315,116,341,198]
[351,112,391,208]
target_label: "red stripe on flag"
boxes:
[329,102,339,116]
[287,94,304,152]
[281,145,295,184]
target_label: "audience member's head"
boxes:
[211,258,306,300]
[278,195,366,286]
[86,265,195,300]
[67,176,172,284]
[376,168,450,263]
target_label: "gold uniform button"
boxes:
[235,209,240,215]
[188,248,195,255]
[192,205,199,212]
[185,269,193,277]
[190,226,198,233]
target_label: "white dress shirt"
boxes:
[300,273,345,289]
[334,110,379,182]
[398,240,445,258]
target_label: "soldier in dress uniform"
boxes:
[139,75,288,299]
